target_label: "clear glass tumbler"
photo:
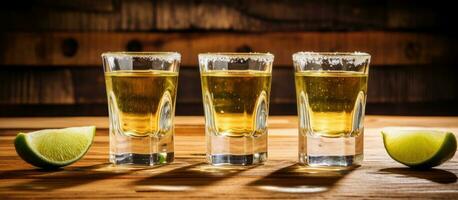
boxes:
[293,52,370,167]
[199,53,274,166]
[102,52,180,166]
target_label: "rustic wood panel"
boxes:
[368,66,458,103]
[2,67,456,105]
[0,0,452,31]
[386,1,453,30]
[72,68,107,104]
[155,0,451,31]
[0,116,457,199]
[1,66,457,116]
[0,69,74,104]
[3,102,458,117]
[366,102,458,116]
[0,1,455,117]
[1,32,455,66]
[0,0,153,31]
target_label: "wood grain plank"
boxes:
[71,68,106,104]
[1,66,457,108]
[0,0,450,31]
[155,0,452,31]
[386,1,452,30]
[0,116,457,199]
[0,32,455,67]
[0,69,74,104]
[367,66,458,103]
[0,0,153,31]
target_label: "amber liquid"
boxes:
[201,70,271,137]
[295,71,368,137]
[105,70,178,137]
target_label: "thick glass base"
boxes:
[111,152,174,166]
[299,132,363,167]
[109,127,174,166]
[299,153,363,167]
[208,152,267,166]
[206,130,267,166]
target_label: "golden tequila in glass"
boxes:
[105,70,178,137]
[199,53,273,165]
[293,52,370,167]
[201,70,271,137]
[102,52,180,166]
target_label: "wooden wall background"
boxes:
[0,0,457,116]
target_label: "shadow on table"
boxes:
[0,168,64,179]
[379,168,457,184]
[0,163,153,191]
[133,162,258,192]
[249,164,356,193]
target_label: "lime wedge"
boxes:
[14,126,96,169]
[382,128,456,168]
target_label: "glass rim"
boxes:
[293,51,370,60]
[199,52,274,63]
[101,51,181,61]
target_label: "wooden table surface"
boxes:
[1,116,457,199]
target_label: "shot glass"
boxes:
[102,52,180,166]
[293,52,370,167]
[199,53,274,166]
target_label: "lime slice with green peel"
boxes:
[14,126,96,169]
[382,128,456,169]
